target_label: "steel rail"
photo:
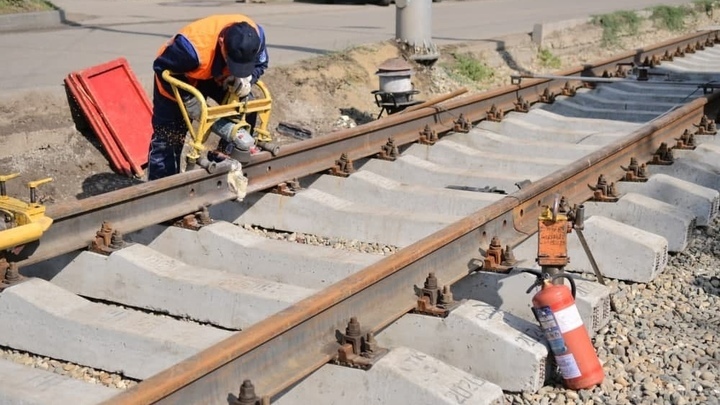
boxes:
[20,30,717,269]
[103,36,720,404]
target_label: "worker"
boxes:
[148,14,269,180]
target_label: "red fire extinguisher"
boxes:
[523,269,604,390]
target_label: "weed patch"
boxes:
[591,11,642,47]
[650,5,693,31]
[0,0,54,14]
[448,53,494,82]
[537,48,561,69]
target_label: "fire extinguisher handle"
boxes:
[550,273,577,300]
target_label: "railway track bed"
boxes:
[2,31,720,404]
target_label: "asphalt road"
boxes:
[0,0,700,94]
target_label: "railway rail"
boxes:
[3,30,720,404]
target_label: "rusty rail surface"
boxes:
[98,32,720,404]
[21,30,718,269]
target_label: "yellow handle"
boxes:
[0,173,20,182]
[28,177,53,189]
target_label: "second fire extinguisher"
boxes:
[524,270,604,390]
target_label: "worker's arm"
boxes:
[251,25,269,84]
[153,34,201,100]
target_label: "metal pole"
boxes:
[395,0,439,63]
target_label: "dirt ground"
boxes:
[2,11,720,204]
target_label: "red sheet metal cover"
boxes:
[75,58,152,177]
[64,73,132,177]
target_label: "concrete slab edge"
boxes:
[0,9,66,33]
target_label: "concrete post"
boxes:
[395,0,439,63]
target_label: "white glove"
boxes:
[228,75,252,99]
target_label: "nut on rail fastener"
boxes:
[648,142,674,166]
[478,236,516,273]
[588,174,620,202]
[621,157,649,182]
[173,206,214,230]
[332,317,388,370]
[453,114,471,133]
[377,137,399,161]
[486,104,504,122]
[561,82,577,97]
[270,179,302,196]
[0,260,25,292]
[694,115,717,135]
[418,124,438,145]
[514,96,530,113]
[230,379,269,405]
[538,88,556,104]
[89,221,127,255]
[675,129,697,150]
[329,153,355,177]
[414,272,458,317]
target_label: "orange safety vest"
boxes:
[155,14,259,100]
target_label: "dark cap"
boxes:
[223,22,260,78]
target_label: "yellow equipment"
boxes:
[0,174,53,253]
[161,70,278,169]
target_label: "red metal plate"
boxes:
[74,58,152,177]
[64,73,132,177]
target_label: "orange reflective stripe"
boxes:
[155,74,175,101]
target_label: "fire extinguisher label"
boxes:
[553,304,584,334]
[555,353,582,379]
[532,306,567,355]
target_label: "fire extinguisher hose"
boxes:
[521,269,577,299]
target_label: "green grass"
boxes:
[0,0,55,15]
[537,48,561,69]
[693,0,720,13]
[649,5,693,31]
[591,10,642,47]
[450,53,494,82]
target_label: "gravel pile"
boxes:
[0,347,138,390]
[506,217,720,405]
[240,223,399,255]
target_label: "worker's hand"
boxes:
[227,76,252,99]
[183,96,201,121]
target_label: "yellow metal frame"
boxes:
[0,174,53,252]
[161,70,273,165]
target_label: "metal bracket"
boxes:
[587,174,620,202]
[514,96,530,113]
[675,129,697,150]
[418,125,438,145]
[560,82,576,97]
[329,153,355,177]
[332,317,388,370]
[0,259,25,292]
[675,46,685,58]
[694,115,717,135]
[486,105,504,122]
[453,114,471,133]
[89,221,127,255]
[481,236,516,272]
[620,157,649,182]
[230,380,270,405]
[270,180,302,196]
[648,142,674,166]
[661,50,674,61]
[173,206,215,231]
[413,273,459,317]
[538,88,556,104]
[377,138,400,161]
